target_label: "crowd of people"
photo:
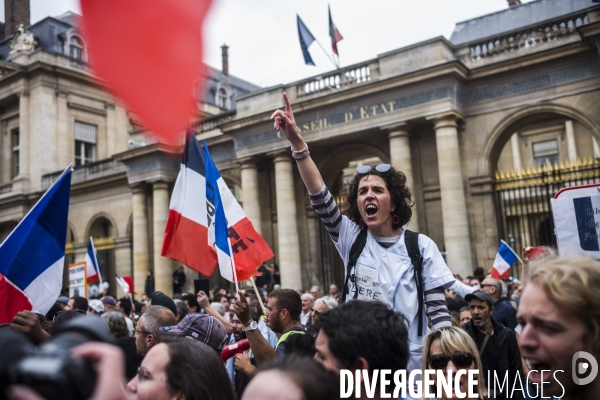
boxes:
[1,93,599,400]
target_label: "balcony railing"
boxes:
[69,57,92,73]
[296,62,372,98]
[469,13,588,61]
[42,158,126,190]
[194,110,236,134]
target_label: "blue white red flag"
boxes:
[328,4,343,56]
[115,273,130,294]
[491,240,520,279]
[162,134,273,282]
[297,15,316,66]
[0,166,72,323]
[85,237,102,284]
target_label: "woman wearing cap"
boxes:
[422,327,487,399]
[271,93,454,374]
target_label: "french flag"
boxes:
[491,240,520,279]
[85,237,102,284]
[162,134,273,282]
[328,4,343,56]
[0,166,72,323]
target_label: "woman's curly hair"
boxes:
[343,166,413,230]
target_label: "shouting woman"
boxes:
[271,93,455,373]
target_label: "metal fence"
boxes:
[493,157,600,262]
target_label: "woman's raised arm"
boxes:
[270,92,323,194]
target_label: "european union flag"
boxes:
[297,15,316,66]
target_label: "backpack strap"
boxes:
[341,228,368,303]
[405,229,425,336]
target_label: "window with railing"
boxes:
[74,121,97,167]
[11,128,19,179]
[532,139,559,167]
[70,36,84,60]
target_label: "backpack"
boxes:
[341,229,425,336]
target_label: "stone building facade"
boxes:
[1,0,600,296]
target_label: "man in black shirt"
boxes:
[463,291,525,400]
[172,266,186,294]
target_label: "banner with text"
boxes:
[69,262,88,298]
[552,192,600,259]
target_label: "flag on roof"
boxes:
[491,240,519,279]
[328,4,343,56]
[0,166,72,323]
[85,237,102,284]
[162,133,273,282]
[297,15,316,66]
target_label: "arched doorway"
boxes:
[87,215,117,296]
[489,108,600,258]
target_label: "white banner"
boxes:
[551,192,600,259]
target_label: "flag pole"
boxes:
[249,276,266,315]
[227,240,240,294]
[90,237,103,287]
[313,38,339,69]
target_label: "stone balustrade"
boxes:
[296,61,372,98]
[469,13,588,61]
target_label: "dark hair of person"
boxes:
[181,293,200,311]
[344,166,413,229]
[284,330,316,357]
[315,300,409,371]
[52,310,85,331]
[70,296,89,311]
[175,300,189,322]
[214,293,227,303]
[118,297,132,315]
[459,306,471,314]
[258,355,339,400]
[133,300,143,316]
[164,340,236,400]
[269,289,302,321]
[45,302,63,321]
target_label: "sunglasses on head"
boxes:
[355,164,391,174]
[428,352,474,369]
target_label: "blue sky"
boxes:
[28,0,535,88]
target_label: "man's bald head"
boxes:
[481,277,502,301]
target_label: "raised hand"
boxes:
[270,92,304,151]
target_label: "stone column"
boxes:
[240,158,262,234]
[132,184,150,296]
[565,120,577,163]
[56,90,69,168]
[152,181,171,294]
[511,134,522,171]
[15,92,30,191]
[431,113,473,276]
[105,102,117,157]
[387,124,419,231]
[272,152,302,289]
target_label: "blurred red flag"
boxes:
[79,0,212,146]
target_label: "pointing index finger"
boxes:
[283,92,292,113]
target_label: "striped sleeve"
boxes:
[424,286,452,329]
[309,184,342,242]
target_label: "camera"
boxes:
[0,315,112,400]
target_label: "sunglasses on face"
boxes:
[428,352,474,369]
[310,307,321,316]
[355,164,391,174]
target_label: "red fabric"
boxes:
[227,218,272,281]
[490,268,510,279]
[122,276,136,294]
[162,209,214,276]
[162,211,269,281]
[79,0,212,146]
[0,273,32,324]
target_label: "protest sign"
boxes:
[69,262,88,298]
[551,183,600,258]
